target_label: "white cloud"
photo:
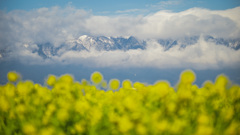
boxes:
[16,36,239,70]
[0,6,240,69]
[1,6,239,46]
[136,7,240,39]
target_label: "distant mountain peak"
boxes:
[78,35,89,41]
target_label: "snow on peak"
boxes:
[78,35,89,41]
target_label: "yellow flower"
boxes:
[81,79,89,86]
[136,124,147,134]
[195,125,213,135]
[203,80,214,89]
[133,82,144,90]
[16,81,34,96]
[197,114,210,125]
[224,121,239,135]
[89,108,102,125]
[75,100,90,114]
[59,74,74,84]
[46,75,57,86]
[118,116,133,133]
[74,122,85,133]
[180,70,195,84]
[109,79,120,90]
[57,109,69,122]
[156,120,169,132]
[123,97,136,111]
[7,71,20,82]
[167,102,176,113]
[91,71,103,84]
[122,80,132,89]
[0,69,239,134]
[16,104,26,114]
[221,107,234,121]
[4,83,15,97]
[39,127,54,135]
[215,74,228,88]
[109,112,119,123]
[23,123,36,135]
[101,80,107,89]
[153,81,170,98]
[228,85,240,100]
[169,118,186,134]
[0,96,9,112]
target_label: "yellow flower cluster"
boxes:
[0,70,240,135]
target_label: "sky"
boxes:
[0,0,240,86]
[0,0,240,68]
[0,0,240,15]
[0,0,240,85]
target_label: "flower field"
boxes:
[0,70,240,135]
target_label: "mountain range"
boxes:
[35,35,147,59]
[0,35,240,59]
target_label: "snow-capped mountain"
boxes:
[158,36,200,50]
[0,35,239,60]
[204,36,240,50]
[158,36,240,51]
[71,35,146,51]
[36,35,146,58]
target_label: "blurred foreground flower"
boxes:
[0,70,239,135]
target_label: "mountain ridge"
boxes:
[0,35,240,59]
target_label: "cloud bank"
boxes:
[0,6,240,69]
[53,38,240,69]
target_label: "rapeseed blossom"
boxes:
[109,79,120,90]
[7,71,20,82]
[46,75,57,86]
[91,71,103,84]
[22,123,36,135]
[122,80,132,89]
[0,70,240,135]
